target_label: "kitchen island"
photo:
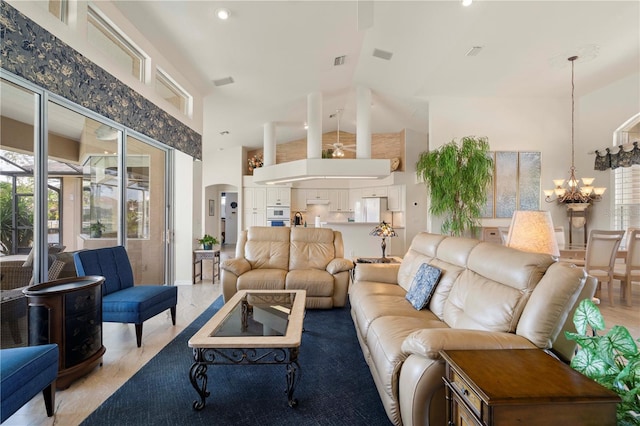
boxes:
[325,222,405,259]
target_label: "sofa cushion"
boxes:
[366,316,447,403]
[237,269,287,291]
[289,227,336,271]
[245,227,290,270]
[286,269,334,297]
[352,292,441,345]
[406,264,441,310]
[443,243,554,332]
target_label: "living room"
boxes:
[1,0,639,425]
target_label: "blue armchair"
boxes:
[73,246,178,347]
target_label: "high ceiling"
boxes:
[112,1,640,150]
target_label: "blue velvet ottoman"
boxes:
[0,344,58,423]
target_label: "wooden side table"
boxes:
[441,349,619,426]
[24,276,106,389]
[193,249,221,284]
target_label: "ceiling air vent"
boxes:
[213,76,234,86]
[334,55,346,66]
[465,46,483,57]
[372,48,393,61]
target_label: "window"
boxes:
[87,4,148,82]
[614,164,640,231]
[34,0,68,23]
[155,69,192,116]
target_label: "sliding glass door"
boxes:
[0,74,172,347]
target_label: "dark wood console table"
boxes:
[23,276,106,389]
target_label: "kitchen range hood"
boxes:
[252,158,391,185]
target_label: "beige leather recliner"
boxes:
[350,232,597,426]
[221,226,354,309]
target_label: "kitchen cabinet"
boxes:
[387,185,405,211]
[291,189,307,211]
[361,186,388,198]
[349,188,362,213]
[306,189,329,202]
[329,189,350,212]
[243,187,266,227]
[243,187,266,211]
[243,210,266,229]
[266,187,290,206]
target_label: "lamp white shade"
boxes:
[506,211,560,257]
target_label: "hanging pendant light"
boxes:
[544,56,606,204]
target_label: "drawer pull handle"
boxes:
[463,388,469,396]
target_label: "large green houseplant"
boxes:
[565,299,640,425]
[415,136,493,236]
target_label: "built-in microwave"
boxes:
[266,206,291,220]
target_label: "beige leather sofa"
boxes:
[350,232,596,426]
[221,226,354,309]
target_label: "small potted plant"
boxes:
[197,234,219,250]
[89,221,106,238]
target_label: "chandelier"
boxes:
[544,56,606,204]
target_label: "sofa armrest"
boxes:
[354,263,400,284]
[401,328,537,360]
[221,258,251,276]
[326,258,354,275]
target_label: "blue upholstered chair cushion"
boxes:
[0,344,59,423]
[103,285,178,324]
[74,246,135,295]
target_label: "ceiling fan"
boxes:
[325,109,355,157]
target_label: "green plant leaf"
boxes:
[602,325,639,359]
[570,348,608,378]
[573,298,605,335]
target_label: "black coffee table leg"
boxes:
[189,361,210,410]
[285,347,300,407]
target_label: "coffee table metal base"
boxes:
[189,346,300,410]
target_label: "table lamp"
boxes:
[505,210,560,257]
[370,221,397,262]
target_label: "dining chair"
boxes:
[584,229,625,305]
[613,228,640,307]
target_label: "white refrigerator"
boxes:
[355,197,391,223]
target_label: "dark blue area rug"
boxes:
[81,297,392,426]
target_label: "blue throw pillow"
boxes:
[406,263,442,310]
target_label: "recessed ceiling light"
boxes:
[461,0,473,6]
[215,8,230,20]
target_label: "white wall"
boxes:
[428,96,578,236]
[174,151,195,285]
[579,73,640,232]
[426,72,639,239]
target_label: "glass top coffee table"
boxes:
[188,289,306,410]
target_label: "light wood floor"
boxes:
[4,250,639,426]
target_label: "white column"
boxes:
[307,92,323,159]
[356,85,372,159]
[263,122,276,166]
